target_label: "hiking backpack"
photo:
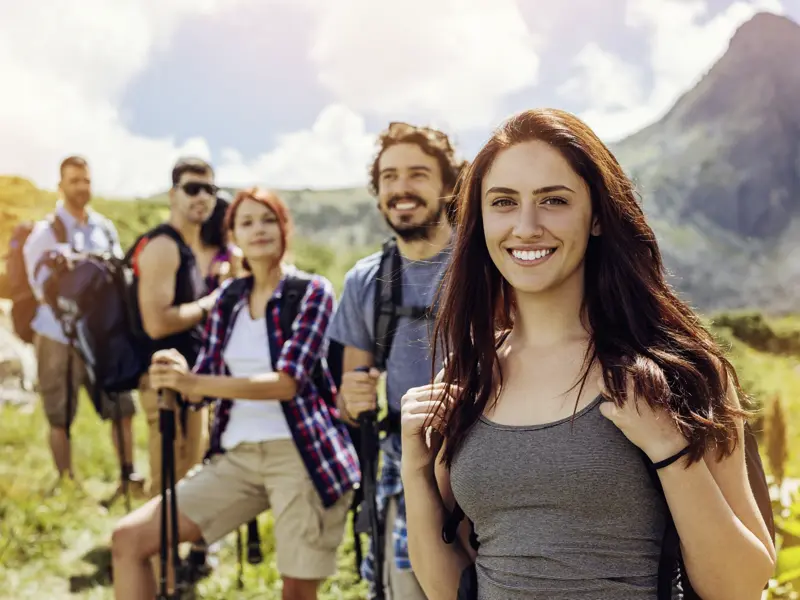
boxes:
[5,214,67,344]
[38,246,150,414]
[442,421,776,600]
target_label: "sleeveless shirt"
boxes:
[449,395,668,599]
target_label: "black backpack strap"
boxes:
[442,501,480,552]
[743,421,775,543]
[640,451,692,600]
[371,238,435,372]
[373,238,402,371]
[279,274,312,342]
[218,277,251,326]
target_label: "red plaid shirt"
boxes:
[192,270,360,508]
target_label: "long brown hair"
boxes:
[433,108,748,469]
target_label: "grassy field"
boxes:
[0,392,368,600]
[1,314,800,599]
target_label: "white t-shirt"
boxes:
[220,308,292,450]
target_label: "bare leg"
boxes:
[110,417,135,466]
[111,495,203,600]
[49,426,72,479]
[282,577,320,600]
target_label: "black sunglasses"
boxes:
[179,182,218,197]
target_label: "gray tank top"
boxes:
[449,395,668,600]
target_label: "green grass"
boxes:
[0,394,368,600]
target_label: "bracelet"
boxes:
[652,445,692,470]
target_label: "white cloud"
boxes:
[557,43,645,113]
[0,0,250,197]
[564,0,786,142]
[216,104,376,189]
[307,0,541,133]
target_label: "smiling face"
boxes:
[170,170,217,226]
[482,140,600,296]
[230,198,284,266]
[376,142,448,241]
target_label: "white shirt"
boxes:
[220,307,292,450]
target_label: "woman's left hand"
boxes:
[598,375,689,463]
[149,349,194,395]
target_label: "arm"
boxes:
[328,266,376,425]
[136,236,216,340]
[23,222,57,301]
[157,278,300,402]
[185,276,338,402]
[403,442,473,600]
[186,371,297,401]
[654,382,775,599]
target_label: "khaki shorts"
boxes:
[34,334,137,428]
[177,439,353,580]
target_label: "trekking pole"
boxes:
[354,366,385,600]
[65,333,74,443]
[157,390,183,600]
[114,394,131,512]
[236,528,244,589]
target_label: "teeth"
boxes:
[511,248,553,261]
[394,201,418,210]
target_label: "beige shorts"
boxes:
[177,438,353,580]
[34,334,137,428]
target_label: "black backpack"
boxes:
[38,246,150,414]
[5,214,67,344]
[443,421,775,600]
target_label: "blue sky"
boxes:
[0,0,796,196]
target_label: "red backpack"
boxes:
[4,215,66,343]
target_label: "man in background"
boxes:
[23,156,141,488]
[328,122,466,599]
[131,157,220,577]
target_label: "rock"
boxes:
[0,299,38,405]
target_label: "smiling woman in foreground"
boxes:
[400,108,776,600]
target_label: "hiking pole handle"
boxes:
[353,365,379,426]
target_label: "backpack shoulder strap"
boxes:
[372,238,403,371]
[48,214,67,245]
[124,224,194,270]
[219,277,250,315]
[279,273,313,343]
[97,217,118,252]
[213,276,252,341]
[743,421,775,542]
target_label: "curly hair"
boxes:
[368,122,467,197]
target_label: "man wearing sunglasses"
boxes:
[131,157,220,581]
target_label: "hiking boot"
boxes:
[184,544,217,584]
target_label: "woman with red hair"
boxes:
[111,188,360,600]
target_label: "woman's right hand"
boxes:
[400,382,458,475]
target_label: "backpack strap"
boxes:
[442,501,480,552]
[372,237,434,372]
[48,214,67,245]
[640,450,693,600]
[217,277,251,330]
[373,238,402,371]
[278,274,313,342]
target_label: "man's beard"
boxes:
[383,194,446,242]
[65,192,90,209]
